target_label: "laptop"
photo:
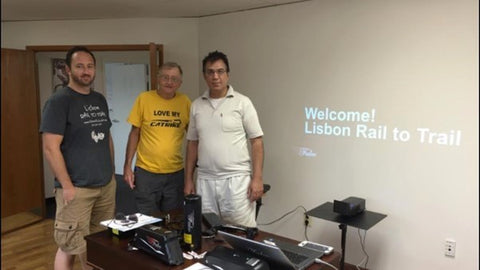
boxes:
[218,230,324,270]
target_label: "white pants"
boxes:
[197,174,256,227]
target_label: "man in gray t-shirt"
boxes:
[40,46,116,270]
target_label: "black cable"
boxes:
[303,214,310,241]
[257,205,310,241]
[357,228,369,269]
[304,216,309,241]
[257,205,307,226]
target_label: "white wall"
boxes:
[2,1,478,269]
[198,0,478,269]
[1,18,200,100]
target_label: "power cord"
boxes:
[314,258,338,270]
[304,214,310,241]
[303,218,309,241]
[356,228,369,270]
[257,205,307,226]
[257,205,310,240]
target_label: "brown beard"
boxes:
[70,73,95,87]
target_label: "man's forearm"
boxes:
[185,140,199,181]
[124,127,140,169]
[184,140,198,194]
[45,151,74,189]
[109,134,115,172]
[43,134,74,189]
[250,137,264,180]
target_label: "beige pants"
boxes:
[197,174,256,227]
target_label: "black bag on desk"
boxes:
[204,246,270,270]
[132,224,184,265]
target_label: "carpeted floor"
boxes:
[45,174,138,219]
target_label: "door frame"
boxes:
[26,43,164,90]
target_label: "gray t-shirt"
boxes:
[40,87,113,188]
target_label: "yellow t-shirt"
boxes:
[127,90,191,173]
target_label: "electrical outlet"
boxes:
[304,214,310,227]
[445,239,456,257]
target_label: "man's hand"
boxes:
[123,166,135,189]
[123,126,140,189]
[248,177,264,202]
[62,186,76,205]
[184,177,195,195]
[184,140,199,195]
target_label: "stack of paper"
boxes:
[100,213,162,232]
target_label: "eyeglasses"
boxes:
[159,75,182,83]
[205,68,227,77]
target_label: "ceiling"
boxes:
[1,0,310,22]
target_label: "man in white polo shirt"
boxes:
[184,51,264,227]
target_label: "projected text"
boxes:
[304,107,461,146]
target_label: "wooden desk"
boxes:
[86,229,340,270]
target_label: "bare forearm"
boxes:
[185,140,198,181]
[45,151,73,189]
[184,140,198,194]
[43,134,74,189]
[250,137,264,180]
[109,134,115,172]
[248,136,264,201]
[123,127,140,169]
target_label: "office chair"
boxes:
[255,184,271,220]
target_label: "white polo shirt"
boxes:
[187,86,263,177]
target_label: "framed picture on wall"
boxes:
[52,58,68,91]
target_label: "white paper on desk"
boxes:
[100,213,162,232]
[183,262,213,270]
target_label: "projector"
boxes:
[333,197,365,217]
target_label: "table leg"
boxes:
[339,223,347,270]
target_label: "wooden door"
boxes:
[1,48,44,232]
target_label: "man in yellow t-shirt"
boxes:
[123,62,191,215]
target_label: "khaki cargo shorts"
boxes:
[54,179,116,254]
